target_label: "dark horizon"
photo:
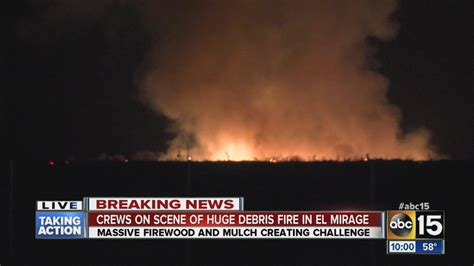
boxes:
[1,160,471,265]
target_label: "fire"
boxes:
[139,1,440,162]
[209,141,254,161]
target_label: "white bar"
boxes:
[88,226,383,239]
[88,197,243,211]
[388,241,416,253]
[37,201,83,211]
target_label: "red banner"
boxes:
[88,211,381,227]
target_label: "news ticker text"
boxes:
[35,197,445,255]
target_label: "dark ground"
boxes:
[0,160,472,265]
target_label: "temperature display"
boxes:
[387,240,444,255]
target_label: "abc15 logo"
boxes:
[386,210,444,239]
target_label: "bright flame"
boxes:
[209,141,254,161]
[158,133,435,161]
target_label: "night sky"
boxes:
[3,0,472,160]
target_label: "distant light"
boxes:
[49,160,55,166]
[187,156,192,161]
[124,159,129,163]
[65,160,69,165]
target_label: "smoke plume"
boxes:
[41,0,439,160]
[139,0,437,160]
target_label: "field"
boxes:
[1,160,471,265]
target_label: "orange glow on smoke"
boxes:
[140,1,440,162]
